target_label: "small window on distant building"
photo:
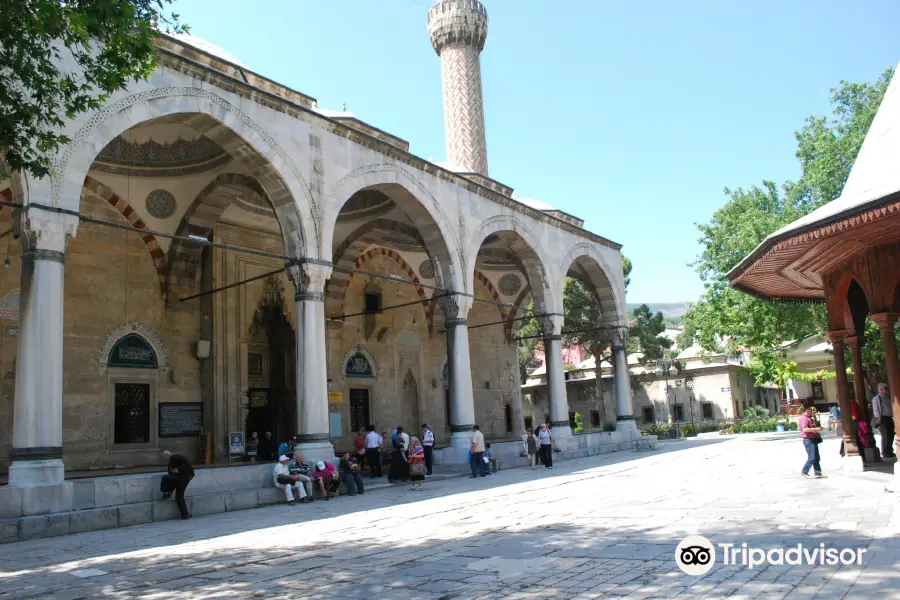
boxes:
[590,410,601,428]
[505,404,513,433]
[811,381,824,400]
[568,412,577,429]
[702,403,713,420]
[642,406,655,423]
[524,416,533,430]
[672,404,684,422]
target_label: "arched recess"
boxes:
[325,218,427,317]
[52,88,315,252]
[333,247,431,330]
[81,176,167,292]
[846,279,870,335]
[165,172,297,299]
[324,167,462,293]
[474,270,509,338]
[559,243,624,327]
[469,228,555,326]
[97,321,169,373]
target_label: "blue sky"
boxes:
[170,0,900,304]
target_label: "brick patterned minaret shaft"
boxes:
[427,0,489,176]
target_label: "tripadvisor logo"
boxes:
[675,535,716,575]
[675,536,868,574]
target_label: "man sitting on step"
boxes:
[289,453,314,500]
[274,455,309,505]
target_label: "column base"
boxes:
[292,441,336,469]
[449,429,474,450]
[890,461,900,493]
[616,418,638,437]
[8,459,65,487]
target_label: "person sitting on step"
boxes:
[313,460,341,499]
[274,455,308,505]
[288,453,314,501]
[339,452,365,496]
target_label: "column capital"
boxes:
[537,313,564,337]
[870,313,899,329]
[826,329,848,344]
[439,294,472,321]
[287,262,332,299]
[16,208,78,257]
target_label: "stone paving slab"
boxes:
[0,436,897,599]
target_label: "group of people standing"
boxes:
[356,424,434,491]
[523,422,555,470]
[802,382,896,478]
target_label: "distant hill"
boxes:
[626,302,692,320]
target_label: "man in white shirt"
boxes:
[421,423,435,475]
[873,383,896,458]
[364,425,383,478]
[274,455,308,505]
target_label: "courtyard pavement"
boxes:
[0,434,898,599]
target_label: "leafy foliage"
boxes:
[684,68,894,386]
[741,405,771,422]
[572,412,584,434]
[0,0,187,177]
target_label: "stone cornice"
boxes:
[153,46,622,252]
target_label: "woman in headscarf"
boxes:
[388,426,409,483]
[407,437,426,491]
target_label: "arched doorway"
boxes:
[245,275,296,446]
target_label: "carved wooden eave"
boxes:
[728,196,900,300]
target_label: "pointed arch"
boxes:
[81,176,167,292]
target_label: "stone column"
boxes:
[871,313,900,460]
[542,315,572,439]
[827,330,859,458]
[2,211,77,516]
[846,333,880,462]
[290,263,334,466]
[613,343,636,433]
[443,296,476,450]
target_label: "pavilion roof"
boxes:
[727,61,900,299]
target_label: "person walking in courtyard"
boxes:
[525,427,538,469]
[408,437,427,491]
[829,404,840,432]
[537,422,553,469]
[353,428,367,468]
[274,454,308,505]
[160,450,194,519]
[799,405,825,479]
[873,383,896,458]
[470,425,486,478]
[421,423,435,475]
[364,426,383,478]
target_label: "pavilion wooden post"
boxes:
[827,330,859,458]
[845,334,880,461]
[845,335,869,419]
[871,313,900,457]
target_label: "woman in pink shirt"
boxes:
[799,406,825,479]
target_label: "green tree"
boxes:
[685,68,894,386]
[0,0,187,178]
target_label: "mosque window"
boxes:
[364,283,382,314]
[505,404,513,433]
[108,334,158,369]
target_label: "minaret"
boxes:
[427,0,489,176]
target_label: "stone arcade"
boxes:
[0,1,639,534]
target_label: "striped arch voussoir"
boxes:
[82,176,167,292]
[333,247,430,329]
[474,270,510,341]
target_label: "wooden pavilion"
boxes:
[728,63,900,473]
